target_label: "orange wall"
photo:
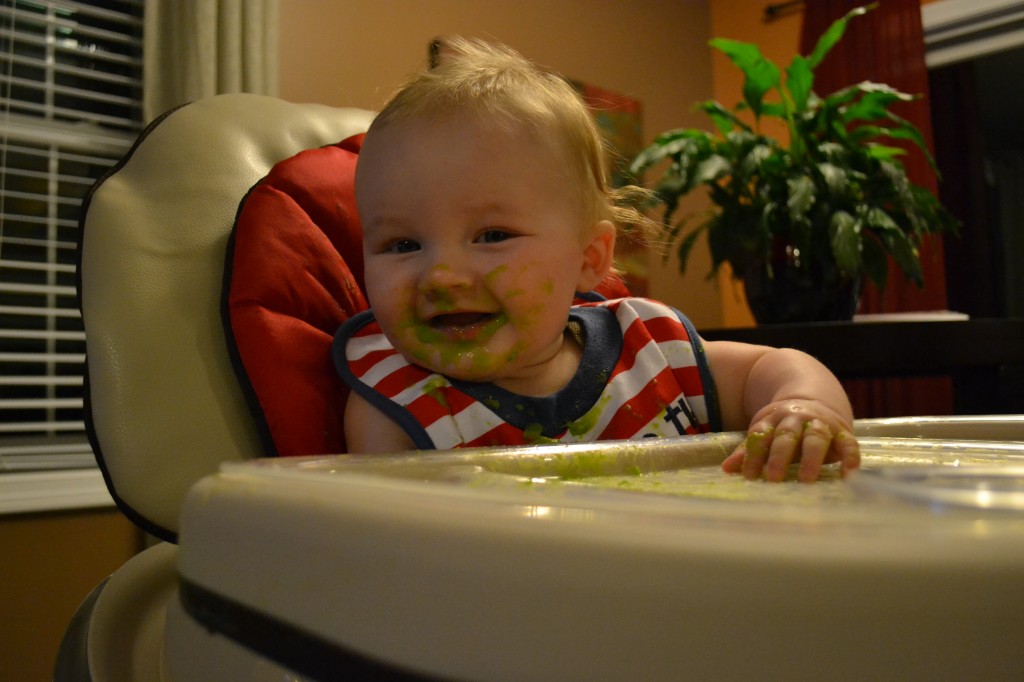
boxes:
[0,509,144,682]
[0,9,716,679]
[278,0,725,327]
[0,5,943,680]
[707,0,803,326]
[705,0,937,326]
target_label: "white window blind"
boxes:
[923,0,1024,67]
[0,0,142,475]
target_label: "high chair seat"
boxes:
[80,94,374,541]
[65,94,376,682]
[224,133,369,457]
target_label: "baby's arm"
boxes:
[343,391,417,454]
[704,340,860,482]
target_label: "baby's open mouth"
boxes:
[428,312,500,341]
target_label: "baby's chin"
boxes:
[399,344,514,384]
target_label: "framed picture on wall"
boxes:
[568,78,647,295]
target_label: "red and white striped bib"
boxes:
[334,298,720,449]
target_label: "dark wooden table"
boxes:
[698,318,1024,414]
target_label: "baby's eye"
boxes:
[475,229,514,244]
[386,239,421,254]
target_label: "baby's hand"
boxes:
[721,400,861,483]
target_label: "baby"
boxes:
[334,38,860,482]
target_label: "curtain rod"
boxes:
[764,0,804,22]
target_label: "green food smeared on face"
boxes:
[423,266,457,311]
[432,290,456,312]
[403,313,513,371]
[414,323,445,344]
[496,340,523,367]
[478,313,509,339]
[484,265,508,284]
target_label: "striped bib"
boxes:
[333,298,720,449]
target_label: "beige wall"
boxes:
[278,0,724,328]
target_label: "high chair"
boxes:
[61,90,635,681]
[61,92,1024,681]
[59,93,375,681]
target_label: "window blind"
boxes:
[0,0,142,474]
[923,0,1024,67]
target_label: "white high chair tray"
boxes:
[175,432,1024,681]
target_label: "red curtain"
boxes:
[800,0,953,416]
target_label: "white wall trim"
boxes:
[0,469,115,515]
[923,0,1024,67]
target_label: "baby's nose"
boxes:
[420,262,474,293]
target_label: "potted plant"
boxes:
[630,3,958,324]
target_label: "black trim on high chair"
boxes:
[53,577,109,681]
[219,178,282,459]
[178,579,442,681]
[76,102,193,544]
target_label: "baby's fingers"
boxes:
[736,426,774,480]
[755,417,833,482]
[835,429,861,477]
[721,446,745,474]
[761,419,808,482]
[794,419,835,483]
[725,415,860,482]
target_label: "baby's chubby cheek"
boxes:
[487,263,557,323]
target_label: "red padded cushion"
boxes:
[224,135,368,457]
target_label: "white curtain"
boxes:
[143,0,279,123]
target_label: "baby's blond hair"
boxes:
[368,37,656,241]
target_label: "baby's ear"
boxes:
[577,220,616,292]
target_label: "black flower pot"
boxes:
[743,255,861,325]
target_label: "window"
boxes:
[0,1,143,487]
[923,0,1024,67]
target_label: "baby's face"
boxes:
[356,113,598,388]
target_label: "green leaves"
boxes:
[698,100,752,135]
[694,155,732,185]
[631,2,958,292]
[806,3,876,68]
[829,210,861,274]
[710,38,780,117]
[839,82,915,123]
[787,175,815,224]
[785,56,814,114]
